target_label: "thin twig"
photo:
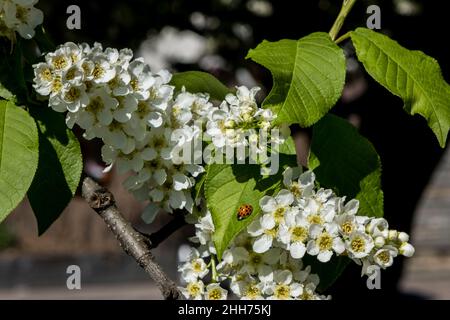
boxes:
[81,177,182,300]
[136,212,187,249]
[335,31,352,45]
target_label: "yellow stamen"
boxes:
[274,284,291,300]
[207,288,222,300]
[317,233,333,251]
[308,214,323,225]
[341,221,354,234]
[291,226,308,242]
[351,237,366,253]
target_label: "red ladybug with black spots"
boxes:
[237,204,253,221]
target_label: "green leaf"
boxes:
[205,164,281,259]
[247,32,346,127]
[0,101,39,223]
[27,108,83,235]
[351,28,450,148]
[170,71,232,101]
[0,83,15,102]
[277,136,297,155]
[308,114,383,218]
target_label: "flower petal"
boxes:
[276,189,294,206]
[290,242,306,259]
[253,234,273,253]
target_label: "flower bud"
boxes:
[399,242,415,257]
[374,236,385,248]
[388,230,398,241]
[398,232,410,243]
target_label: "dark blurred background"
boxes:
[0,0,449,299]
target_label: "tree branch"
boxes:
[81,177,182,300]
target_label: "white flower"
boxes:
[2,0,43,39]
[190,92,213,118]
[248,217,276,254]
[170,90,196,126]
[33,63,54,96]
[334,199,362,236]
[95,120,129,150]
[306,224,345,262]
[230,276,264,300]
[190,211,215,246]
[302,196,335,227]
[178,249,209,283]
[259,189,294,225]
[79,89,118,126]
[108,67,131,96]
[265,270,303,300]
[345,231,375,259]
[91,55,116,84]
[278,212,310,259]
[130,99,165,132]
[169,184,194,210]
[373,246,398,268]
[170,172,191,191]
[337,198,359,215]
[239,248,280,275]
[62,65,84,87]
[219,247,249,271]
[46,47,72,72]
[112,95,138,123]
[366,218,389,239]
[205,108,230,148]
[205,283,228,300]
[128,59,155,100]
[226,86,259,122]
[148,70,173,110]
[180,280,204,300]
[283,168,315,199]
[60,84,89,112]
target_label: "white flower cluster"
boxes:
[206,86,288,163]
[33,42,286,222]
[178,166,415,300]
[179,206,328,300]
[0,0,43,40]
[249,167,415,274]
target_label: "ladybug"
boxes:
[237,204,253,221]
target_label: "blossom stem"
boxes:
[329,0,358,41]
[211,255,218,282]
